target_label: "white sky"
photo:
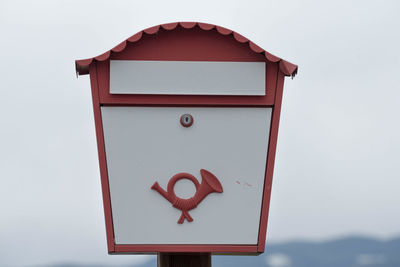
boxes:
[0,0,399,266]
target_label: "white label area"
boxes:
[110,60,266,95]
[101,107,272,244]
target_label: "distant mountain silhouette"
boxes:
[47,236,400,267]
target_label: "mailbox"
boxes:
[75,22,297,255]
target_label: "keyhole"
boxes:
[180,114,194,127]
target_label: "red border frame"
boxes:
[95,60,277,106]
[86,27,287,254]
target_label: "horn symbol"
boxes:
[151,169,223,224]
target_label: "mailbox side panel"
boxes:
[89,64,115,253]
[257,71,286,253]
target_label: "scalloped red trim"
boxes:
[75,22,298,77]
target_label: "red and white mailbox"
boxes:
[75,22,297,255]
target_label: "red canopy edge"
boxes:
[75,22,298,77]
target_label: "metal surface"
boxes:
[180,114,193,127]
[151,169,223,224]
[158,253,211,267]
[75,22,298,77]
[80,22,297,254]
[101,106,272,245]
[94,60,278,106]
[109,60,266,95]
[257,71,286,252]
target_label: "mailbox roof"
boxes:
[75,22,298,77]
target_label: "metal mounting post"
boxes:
[158,253,211,267]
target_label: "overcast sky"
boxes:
[1,0,399,266]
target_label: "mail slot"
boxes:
[75,22,297,255]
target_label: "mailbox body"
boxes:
[77,23,297,254]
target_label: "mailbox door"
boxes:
[101,106,272,245]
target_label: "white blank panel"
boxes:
[110,60,266,95]
[101,107,272,245]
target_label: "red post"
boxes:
[158,253,211,267]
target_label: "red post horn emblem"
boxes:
[151,169,223,224]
